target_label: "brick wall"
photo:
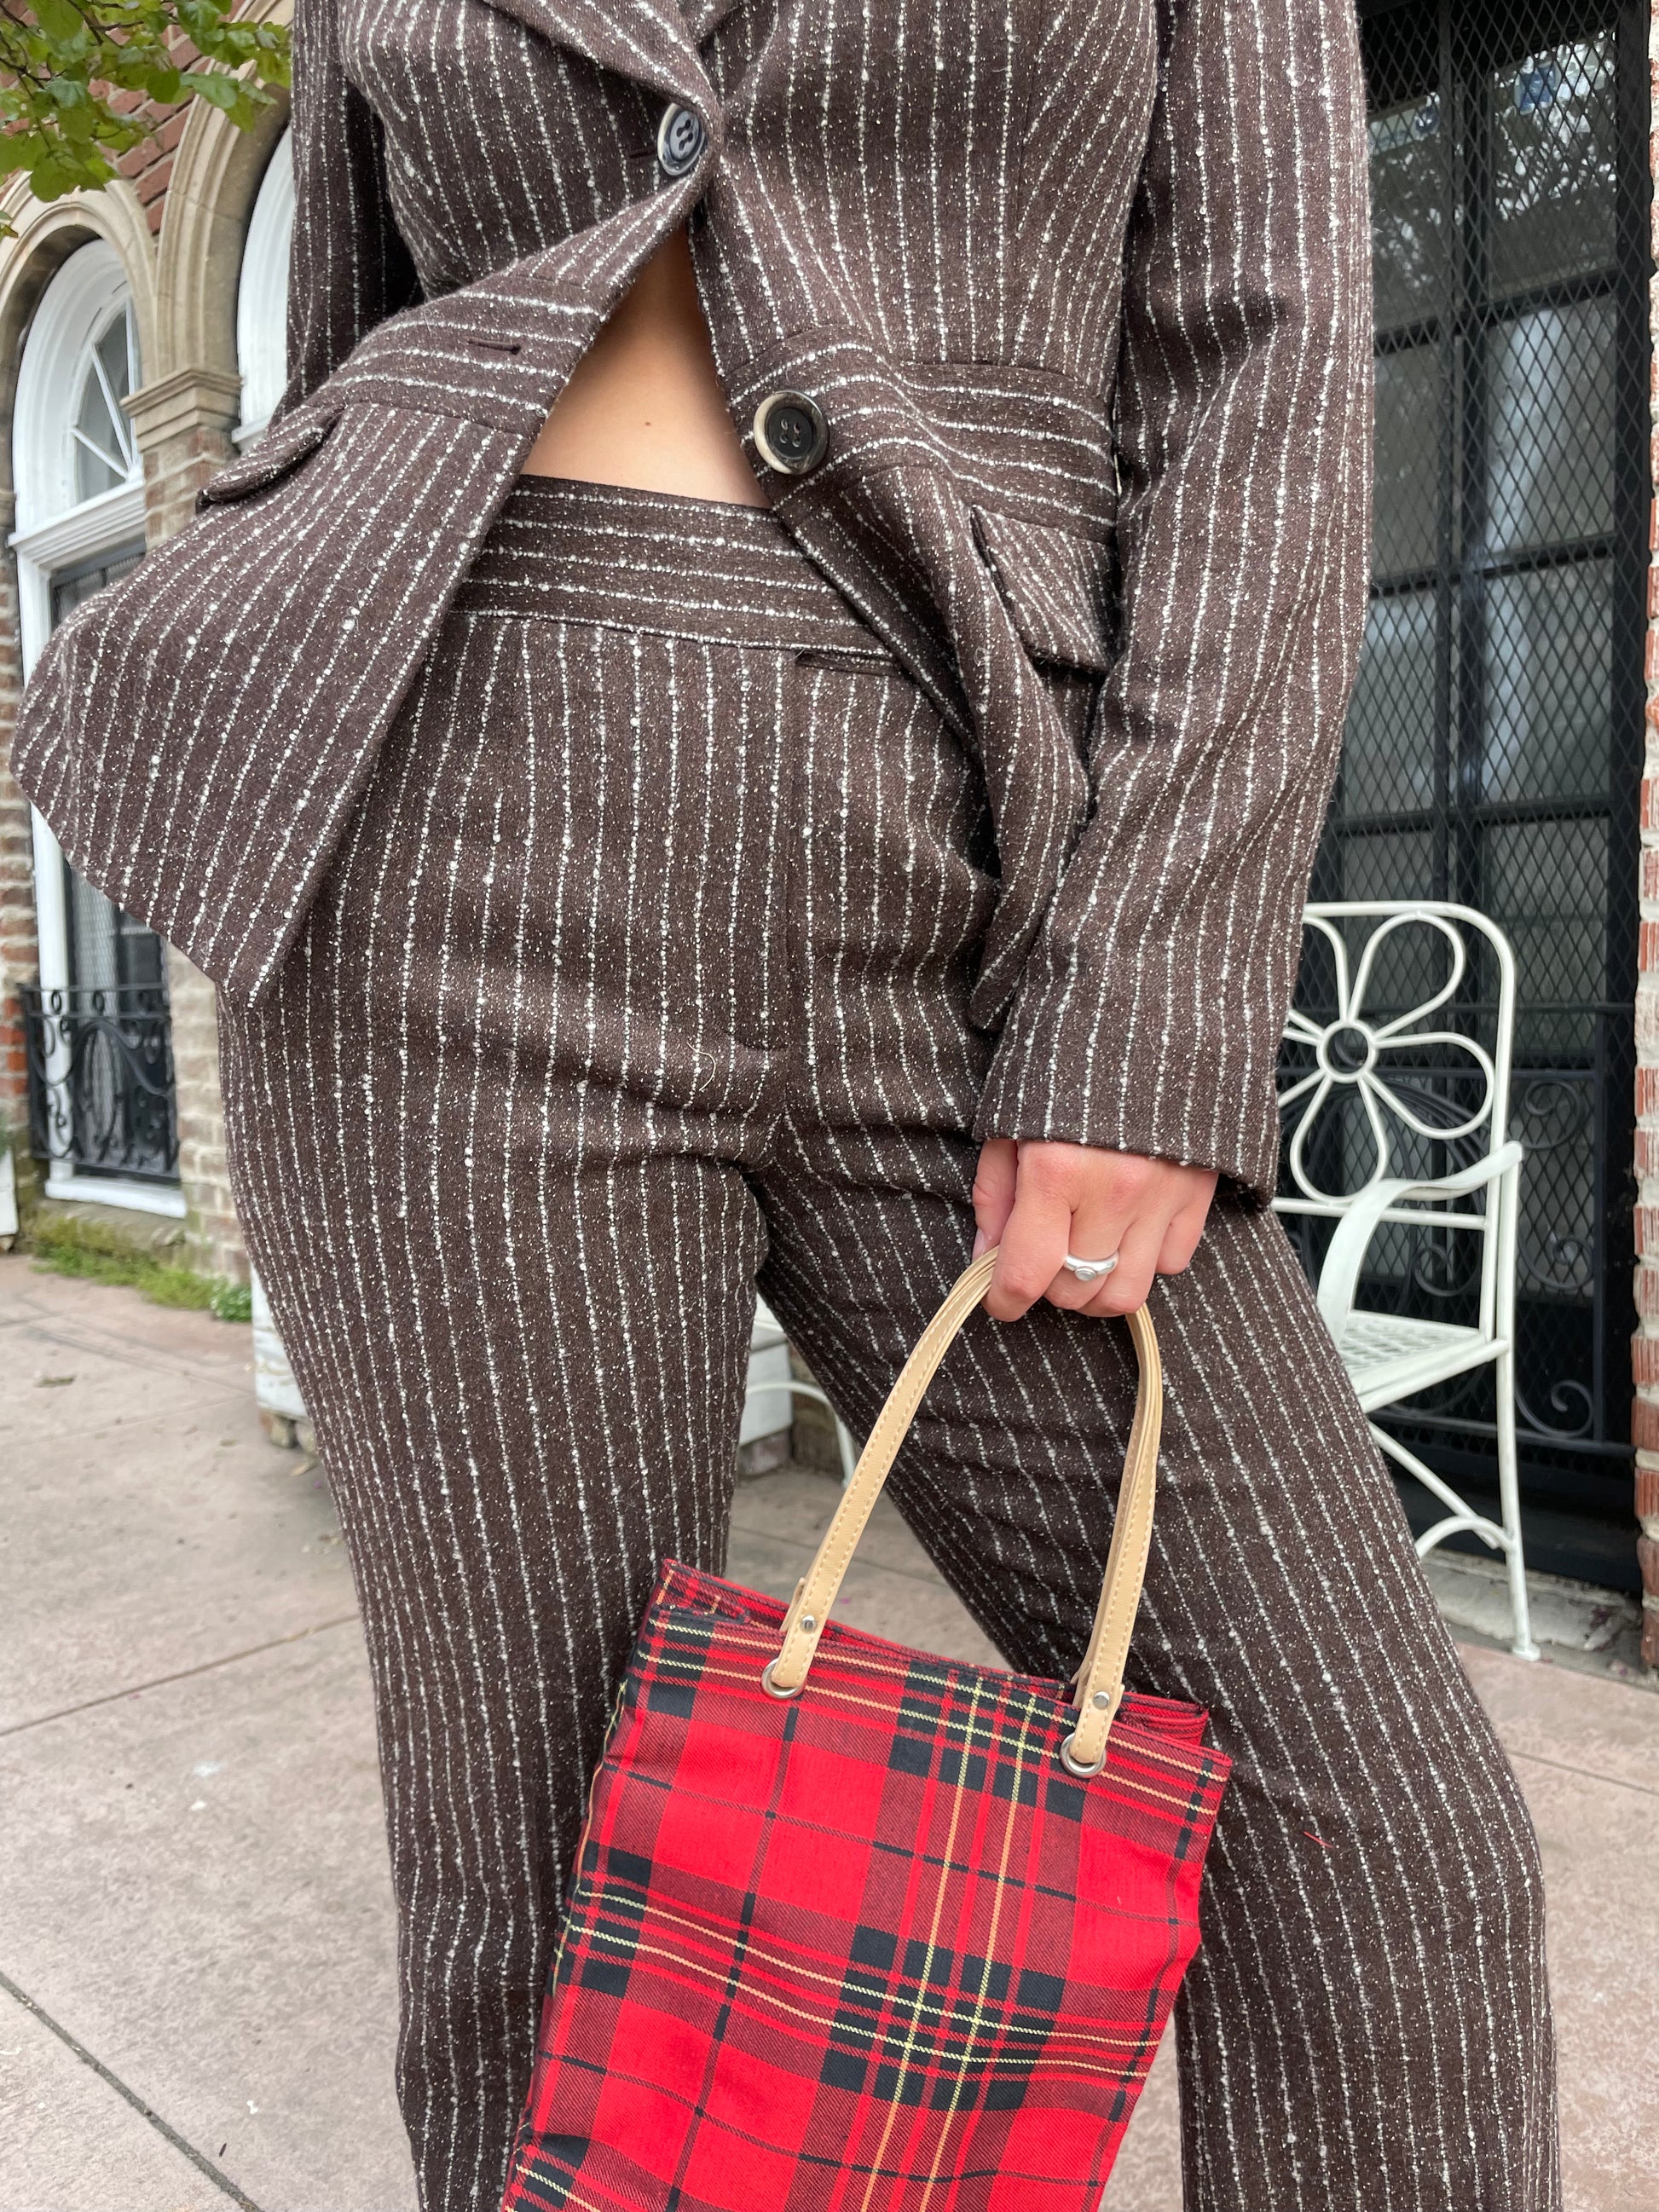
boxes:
[108,84,190,239]
[1633,0,1659,1663]
[168,950,245,1280]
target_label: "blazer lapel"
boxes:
[476,0,714,113]
[683,0,749,41]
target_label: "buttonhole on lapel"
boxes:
[469,338,523,355]
[795,645,895,674]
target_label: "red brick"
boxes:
[1637,1465,1659,1526]
[134,157,173,205]
[1639,1068,1659,1119]
[1632,1399,1659,1453]
[1639,1533,1659,1593]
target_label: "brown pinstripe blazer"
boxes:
[11,0,1374,1198]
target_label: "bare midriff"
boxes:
[520,224,770,509]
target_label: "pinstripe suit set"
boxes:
[11,2,1557,2208]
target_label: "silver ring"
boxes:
[1061,1251,1119,1285]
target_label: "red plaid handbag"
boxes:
[501,1250,1230,2210]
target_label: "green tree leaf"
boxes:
[0,3,291,235]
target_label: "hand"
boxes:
[971,1137,1217,1322]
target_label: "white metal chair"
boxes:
[743,1297,858,1484]
[1274,902,1537,1660]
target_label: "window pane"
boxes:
[49,545,142,624]
[73,307,135,502]
[1483,557,1611,803]
[1487,33,1617,295]
[1374,343,1447,576]
[1369,90,1450,332]
[1339,829,1436,905]
[1483,816,1608,1057]
[1343,592,1441,817]
[1486,298,1614,552]
[96,309,131,406]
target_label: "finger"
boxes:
[1079,1218,1164,1317]
[986,1168,1073,1321]
[1155,1194,1211,1277]
[1042,1155,1149,1310]
[971,1136,1019,1261]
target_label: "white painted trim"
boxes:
[234,127,292,442]
[43,1175,188,1219]
[29,808,68,993]
[10,478,148,572]
[13,240,142,536]
[9,480,147,679]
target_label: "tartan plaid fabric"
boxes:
[501,1561,1229,2210]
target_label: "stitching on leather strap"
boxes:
[765,1253,1162,1776]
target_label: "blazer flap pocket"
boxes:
[969,505,1115,676]
[196,402,340,509]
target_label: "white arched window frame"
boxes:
[12,240,146,661]
[235,128,292,444]
[9,241,182,1216]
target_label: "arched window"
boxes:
[12,241,178,1208]
[235,129,292,442]
[72,296,141,501]
[14,239,143,535]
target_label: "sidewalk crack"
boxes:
[0,1615,361,1738]
[0,1965,265,2209]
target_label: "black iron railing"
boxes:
[20,983,179,1184]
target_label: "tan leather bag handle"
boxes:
[760,1247,1163,1776]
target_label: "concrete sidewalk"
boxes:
[2,1254,1656,2211]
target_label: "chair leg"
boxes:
[1494,1345,1539,1661]
[833,1416,858,1486]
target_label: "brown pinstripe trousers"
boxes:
[217,477,1558,2212]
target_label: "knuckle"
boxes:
[1020,1154,1074,1200]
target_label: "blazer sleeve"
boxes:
[973,0,1375,1204]
[275,0,421,418]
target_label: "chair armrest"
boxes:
[1312,1142,1523,1337]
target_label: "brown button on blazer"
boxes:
[10,0,1375,1199]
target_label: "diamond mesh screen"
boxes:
[1282,0,1647,1580]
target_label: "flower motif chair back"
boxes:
[1276,901,1517,1338]
[1273,902,1536,1660]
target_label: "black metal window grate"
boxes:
[21,982,179,1185]
[1280,0,1650,1588]
[24,540,179,1188]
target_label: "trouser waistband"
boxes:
[454,472,882,656]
